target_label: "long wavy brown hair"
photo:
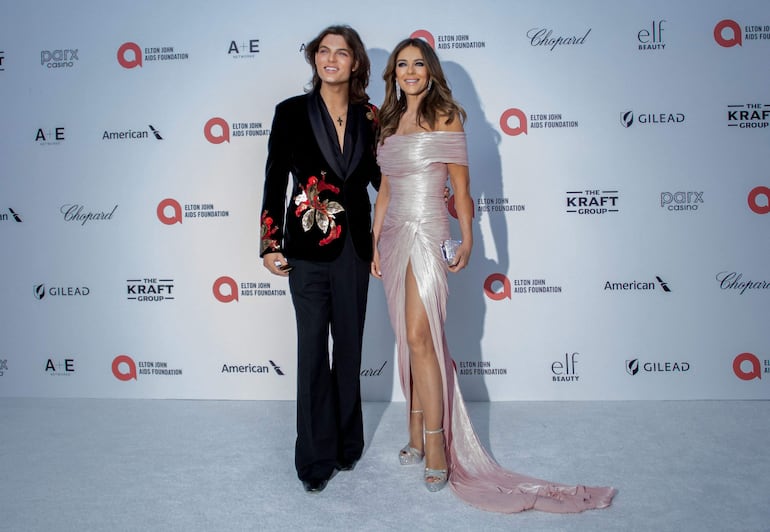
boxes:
[378,38,466,143]
[304,25,371,105]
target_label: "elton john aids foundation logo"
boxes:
[157,198,230,224]
[714,20,742,47]
[213,276,286,302]
[484,274,511,300]
[500,108,577,135]
[500,108,527,136]
[112,354,137,381]
[117,43,142,68]
[157,198,182,225]
[112,354,182,380]
[732,352,766,380]
[714,19,770,48]
[204,117,229,144]
[213,276,239,303]
[204,117,269,144]
[409,28,486,52]
[484,273,562,299]
[410,29,435,48]
[117,42,190,68]
[748,186,770,214]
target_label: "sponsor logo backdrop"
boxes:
[1,0,768,401]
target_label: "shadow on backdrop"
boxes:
[443,59,509,406]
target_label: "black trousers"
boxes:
[288,233,369,481]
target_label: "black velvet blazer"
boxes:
[260,92,380,262]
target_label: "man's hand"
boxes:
[263,252,291,276]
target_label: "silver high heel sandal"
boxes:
[423,427,448,492]
[399,410,424,465]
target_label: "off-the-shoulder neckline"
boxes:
[387,131,465,138]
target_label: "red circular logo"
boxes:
[410,29,435,49]
[733,352,761,380]
[117,42,142,68]
[748,186,770,214]
[500,108,528,136]
[157,198,182,225]
[714,20,742,48]
[484,273,511,300]
[112,355,137,381]
[204,117,230,144]
[213,276,239,303]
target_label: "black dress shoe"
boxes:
[302,478,328,493]
[336,460,357,471]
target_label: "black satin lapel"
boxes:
[345,106,365,179]
[307,94,345,179]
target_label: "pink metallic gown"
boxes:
[376,131,616,513]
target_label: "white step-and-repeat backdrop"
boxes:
[1,0,768,401]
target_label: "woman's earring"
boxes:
[395,81,401,99]
[427,79,433,91]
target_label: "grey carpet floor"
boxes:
[0,398,767,532]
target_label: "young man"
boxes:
[260,25,380,493]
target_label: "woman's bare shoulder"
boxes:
[434,112,464,132]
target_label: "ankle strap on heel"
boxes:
[424,427,444,435]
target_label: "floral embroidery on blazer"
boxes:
[260,210,281,255]
[293,171,345,246]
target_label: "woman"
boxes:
[371,37,616,513]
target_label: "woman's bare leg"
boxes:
[407,386,424,452]
[404,262,446,479]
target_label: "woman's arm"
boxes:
[447,162,473,272]
[438,113,473,272]
[370,173,390,278]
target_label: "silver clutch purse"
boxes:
[440,239,462,264]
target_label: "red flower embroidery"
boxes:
[319,224,343,246]
[294,171,344,245]
[260,210,280,253]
